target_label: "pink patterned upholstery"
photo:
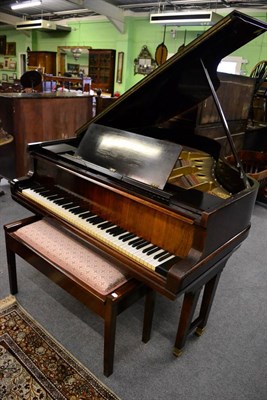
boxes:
[14,219,129,296]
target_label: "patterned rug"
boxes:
[0,296,120,400]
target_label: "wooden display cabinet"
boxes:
[89,49,115,95]
[27,51,57,75]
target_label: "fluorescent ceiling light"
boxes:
[11,0,42,10]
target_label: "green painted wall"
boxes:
[0,12,266,92]
[0,30,32,81]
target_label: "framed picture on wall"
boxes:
[67,63,80,74]
[6,42,16,56]
[2,73,8,81]
[0,35,6,55]
[9,60,16,70]
[116,52,124,83]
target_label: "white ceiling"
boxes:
[0,0,266,30]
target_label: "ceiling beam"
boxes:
[70,0,125,32]
[0,12,22,26]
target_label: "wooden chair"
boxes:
[4,215,155,377]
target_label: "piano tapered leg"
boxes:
[195,271,222,336]
[142,288,156,343]
[173,289,201,357]
[173,266,225,356]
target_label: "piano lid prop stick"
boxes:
[200,58,250,189]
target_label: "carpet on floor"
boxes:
[0,295,120,400]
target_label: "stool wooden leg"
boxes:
[6,246,18,294]
[104,299,117,377]
[142,288,155,343]
[173,288,201,357]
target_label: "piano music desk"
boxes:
[4,215,154,377]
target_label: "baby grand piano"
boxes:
[10,11,267,356]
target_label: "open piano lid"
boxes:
[77,10,267,134]
[73,11,267,193]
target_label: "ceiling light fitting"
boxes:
[11,0,42,10]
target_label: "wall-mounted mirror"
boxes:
[134,45,157,75]
[57,46,91,76]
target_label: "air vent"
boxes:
[16,19,71,32]
[150,11,222,26]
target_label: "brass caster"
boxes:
[195,327,205,337]
[173,347,183,357]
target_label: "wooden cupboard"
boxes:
[89,49,115,95]
[27,51,57,75]
[0,93,93,179]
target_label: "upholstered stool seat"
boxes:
[4,215,154,376]
[14,219,130,296]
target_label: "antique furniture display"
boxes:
[0,92,93,179]
[27,51,57,75]
[57,46,90,76]
[88,49,116,95]
[42,73,85,92]
[9,12,267,358]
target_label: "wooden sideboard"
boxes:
[0,92,93,179]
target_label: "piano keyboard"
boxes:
[21,185,179,276]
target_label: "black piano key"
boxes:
[54,198,73,205]
[98,221,114,230]
[107,225,124,235]
[128,237,143,246]
[89,216,105,225]
[146,246,161,256]
[136,240,150,250]
[47,194,61,200]
[70,206,87,215]
[85,215,98,222]
[119,232,135,241]
[111,228,126,236]
[122,234,137,242]
[131,238,146,247]
[157,252,174,262]
[153,250,169,260]
[143,245,158,254]
[63,203,77,210]
[80,211,95,219]
[39,190,54,197]
[33,187,49,193]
